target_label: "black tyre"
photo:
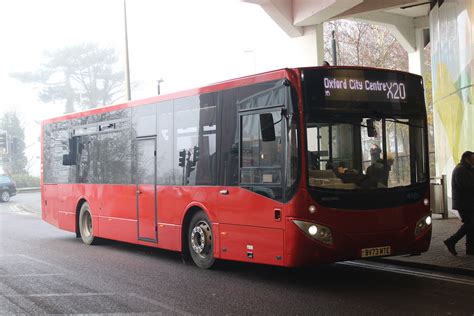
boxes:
[188,211,215,269]
[78,202,96,245]
[1,191,10,202]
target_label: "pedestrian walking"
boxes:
[444,151,474,256]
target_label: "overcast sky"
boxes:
[0,0,293,175]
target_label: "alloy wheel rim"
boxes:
[190,220,212,258]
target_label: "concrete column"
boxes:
[315,23,325,66]
[408,28,426,75]
[284,25,325,67]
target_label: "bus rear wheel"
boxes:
[79,202,96,245]
[188,211,215,269]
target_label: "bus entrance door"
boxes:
[136,137,157,242]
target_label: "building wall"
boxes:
[430,0,474,195]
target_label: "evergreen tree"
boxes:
[11,42,125,114]
[0,112,27,175]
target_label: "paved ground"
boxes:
[377,215,474,276]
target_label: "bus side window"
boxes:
[173,94,218,186]
[220,90,239,186]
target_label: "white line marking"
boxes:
[0,273,64,278]
[340,261,474,286]
[128,293,192,315]
[9,203,40,217]
[10,204,22,213]
[0,254,69,273]
[17,254,67,271]
[4,292,191,315]
[4,292,117,298]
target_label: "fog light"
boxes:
[308,205,317,214]
[308,225,318,236]
[423,198,429,206]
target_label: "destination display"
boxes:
[302,68,425,114]
[323,77,407,102]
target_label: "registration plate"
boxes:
[361,246,391,258]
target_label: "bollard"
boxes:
[430,175,449,219]
[441,174,448,219]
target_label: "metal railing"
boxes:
[430,175,448,219]
[17,187,40,193]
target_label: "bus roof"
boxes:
[42,68,293,125]
[42,65,421,125]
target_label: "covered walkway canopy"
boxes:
[243,0,431,75]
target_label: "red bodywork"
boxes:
[41,67,431,267]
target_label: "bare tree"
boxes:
[325,20,408,70]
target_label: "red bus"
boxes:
[41,66,431,268]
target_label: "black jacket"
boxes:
[451,161,474,211]
[365,159,390,188]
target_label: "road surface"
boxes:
[0,192,473,314]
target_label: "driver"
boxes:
[365,154,394,188]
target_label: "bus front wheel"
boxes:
[188,211,215,269]
[79,202,96,245]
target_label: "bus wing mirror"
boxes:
[367,119,377,138]
[260,113,276,142]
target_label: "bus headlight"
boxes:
[292,220,333,245]
[308,225,318,235]
[415,215,432,236]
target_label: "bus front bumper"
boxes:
[284,217,431,267]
